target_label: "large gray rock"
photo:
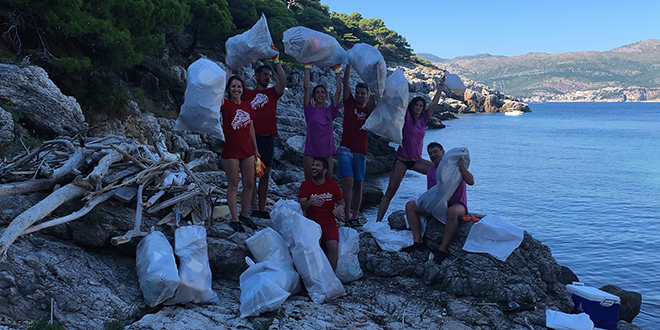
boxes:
[0,64,87,138]
[0,236,145,330]
[600,284,642,323]
[0,107,14,143]
[359,210,573,314]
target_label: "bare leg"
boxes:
[412,159,434,175]
[376,160,407,222]
[325,240,339,271]
[258,167,271,212]
[405,200,425,243]
[325,156,333,179]
[239,156,255,218]
[251,176,259,210]
[438,204,466,252]
[303,155,314,180]
[342,176,354,220]
[351,180,363,219]
[222,158,240,222]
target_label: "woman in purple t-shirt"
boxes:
[375,74,446,222]
[302,63,342,179]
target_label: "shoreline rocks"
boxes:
[0,62,643,330]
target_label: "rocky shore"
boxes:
[0,62,643,329]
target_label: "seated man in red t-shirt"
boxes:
[298,157,345,270]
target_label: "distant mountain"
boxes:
[419,39,660,101]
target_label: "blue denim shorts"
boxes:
[337,146,366,181]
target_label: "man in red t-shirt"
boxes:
[298,157,345,270]
[243,59,286,220]
[339,64,375,227]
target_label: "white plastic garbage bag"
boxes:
[290,213,345,303]
[246,227,292,263]
[416,147,470,222]
[239,257,302,317]
[346,43,387,98]
[174,58,226,140]
[165,226,219,304]
[271,199,304,249]
[225,14,278,69]
[545,310,594,330]
[462,215,524,262]
[335,227,363,283]
[313,39,347,68]
[135,231,180,307]
[444,71,466,96]
[361,68,409,144]
[283,26,339,64]
[362,219,414,252]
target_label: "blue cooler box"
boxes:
[566,283,621,330]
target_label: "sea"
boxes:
[364,102,660,328]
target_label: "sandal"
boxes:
[346,219,362,228]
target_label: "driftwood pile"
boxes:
[0,135,226,257]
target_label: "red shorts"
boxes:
[319,222,339,243]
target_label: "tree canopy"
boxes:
[0,0,423,115]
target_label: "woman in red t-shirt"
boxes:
[221,75,260,232]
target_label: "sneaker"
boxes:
[259,211,271,219]
[346,219,362,228]
[432,249,447,264]
[230,221,245,233]
[250,210,261,218]
[239,214,258,230]
[402,241,427,253]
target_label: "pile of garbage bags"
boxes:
[135,226,218,307]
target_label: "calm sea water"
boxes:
[365,102,660,328]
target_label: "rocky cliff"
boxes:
[0,62,643,330]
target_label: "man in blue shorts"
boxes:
[339,64,375,227]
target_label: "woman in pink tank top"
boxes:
[375,73,446,222]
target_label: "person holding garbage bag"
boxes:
[404,142,474,264]
[222,72,260,232]
[244,50,286,220]
[375,73,446,223]
[298,157,345,270]
[340,64,375,227]
[302,63,342,180]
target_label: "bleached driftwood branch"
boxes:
[0,182,88,257]
[21,189,117,235]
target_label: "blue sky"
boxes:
[321,0,660,59]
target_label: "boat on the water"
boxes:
[504,110,523,116]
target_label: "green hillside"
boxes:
[419,39,660,99]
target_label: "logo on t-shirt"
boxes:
[311,192,333,203]
[250,93,269,110]
[354,108,367,120]
[231,109,252,130]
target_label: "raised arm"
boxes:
[458,158,474,186]
[367,92,376,113]
[225,66,232,85]
[303,64,311,106]
[427,73,447,117]
[274,62,286,96]
[332,65,342,108]
[343,64,352,101]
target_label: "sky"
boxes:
[320,0,660,59]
